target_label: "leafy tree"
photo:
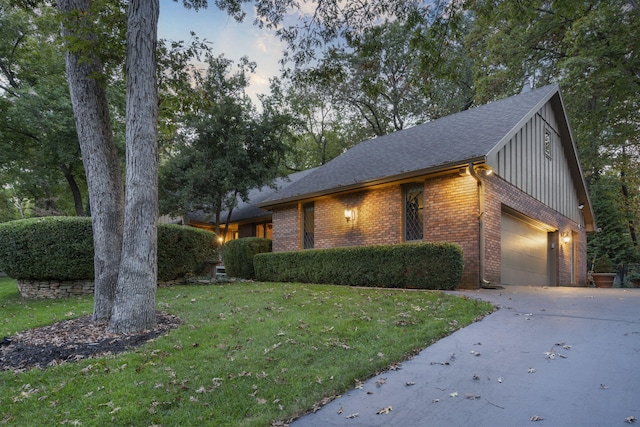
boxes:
[0,2,88,216]
[160,54,289,239]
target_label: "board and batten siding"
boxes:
[490,103,583,227]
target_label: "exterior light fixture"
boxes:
[561,232,571,243]
[473,164,493,176]
[344,209,354,223]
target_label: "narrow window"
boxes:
[404,184,424,241]
[303,202,314,249]
[544,128,552,159]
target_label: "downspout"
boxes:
[468,162,491,288]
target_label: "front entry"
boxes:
[501,212,551,286]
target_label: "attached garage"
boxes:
[501,211,554,286]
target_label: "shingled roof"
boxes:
[260,84,565,208]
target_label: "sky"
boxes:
[158,0,288,102]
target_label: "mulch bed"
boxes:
[0,313,180,372]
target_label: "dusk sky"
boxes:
[158,0,289,101]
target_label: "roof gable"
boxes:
[261,84,560,206]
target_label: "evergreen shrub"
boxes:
[254,242,464,290]
[222,237,272,279]
[0,217,217,281]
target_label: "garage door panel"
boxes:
[501,213,548,286]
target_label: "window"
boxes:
[404,184,424,241]
[255,223,272,239]
[544,128,552,159]
[303,202,314,249]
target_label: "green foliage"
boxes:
[157,224,218,281]
[0,279,495,425]
[221,237,272,279]
[255,242,464,290]
[0,217,93,280]
[587,174,638,269]
[0,2,89,216]
[159,54,291,236]
[0,217,217,281]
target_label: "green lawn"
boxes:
[0,276,494,426]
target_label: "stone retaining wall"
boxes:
[17,279,94,299]
[17,278,189,299]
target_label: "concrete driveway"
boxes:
[291,286,640,427]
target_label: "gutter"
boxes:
[468,162,493,288]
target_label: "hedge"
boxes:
[0,217,217,281]
[254,242,464,290]
[222,237,272,279]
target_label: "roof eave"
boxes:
[258,157,487,210]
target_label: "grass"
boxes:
[0,276,494,426]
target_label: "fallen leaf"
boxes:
[432,398,440,403]
[375,377,387,387]
[600,384,609,390]
[337,406,343,414]
[465,394,481,400]
[406,381,416,386]
[625,415,636,424]
[472,374,480,380]
[498,377,503,383]
[450,392,458,398]
[345,413,359,419]
[256,398,267,405]
[470,350,481,356]
[530,415,544,421]
[528,368,536,374]
[376,406,393,415]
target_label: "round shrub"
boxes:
[222,237,272,279]
[0,217,217,281]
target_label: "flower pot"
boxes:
[592,273,616,288]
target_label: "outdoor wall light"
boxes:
[344,209,355,223]
[561,232,571,244]
[473,164,493,176]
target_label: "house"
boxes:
[258,84,595,288]
[183,168,317,241]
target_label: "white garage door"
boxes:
[501,213,549,286]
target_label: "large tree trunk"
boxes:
[108,0,159,333]
[58,0,125,321]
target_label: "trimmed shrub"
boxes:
[222,237,272,279]
[157,224,218,281]
[254,242,464,290]
[0,217,217,281]
[0,217,93,280]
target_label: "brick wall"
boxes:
[272,204,301,252]
[424,173,480,288]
